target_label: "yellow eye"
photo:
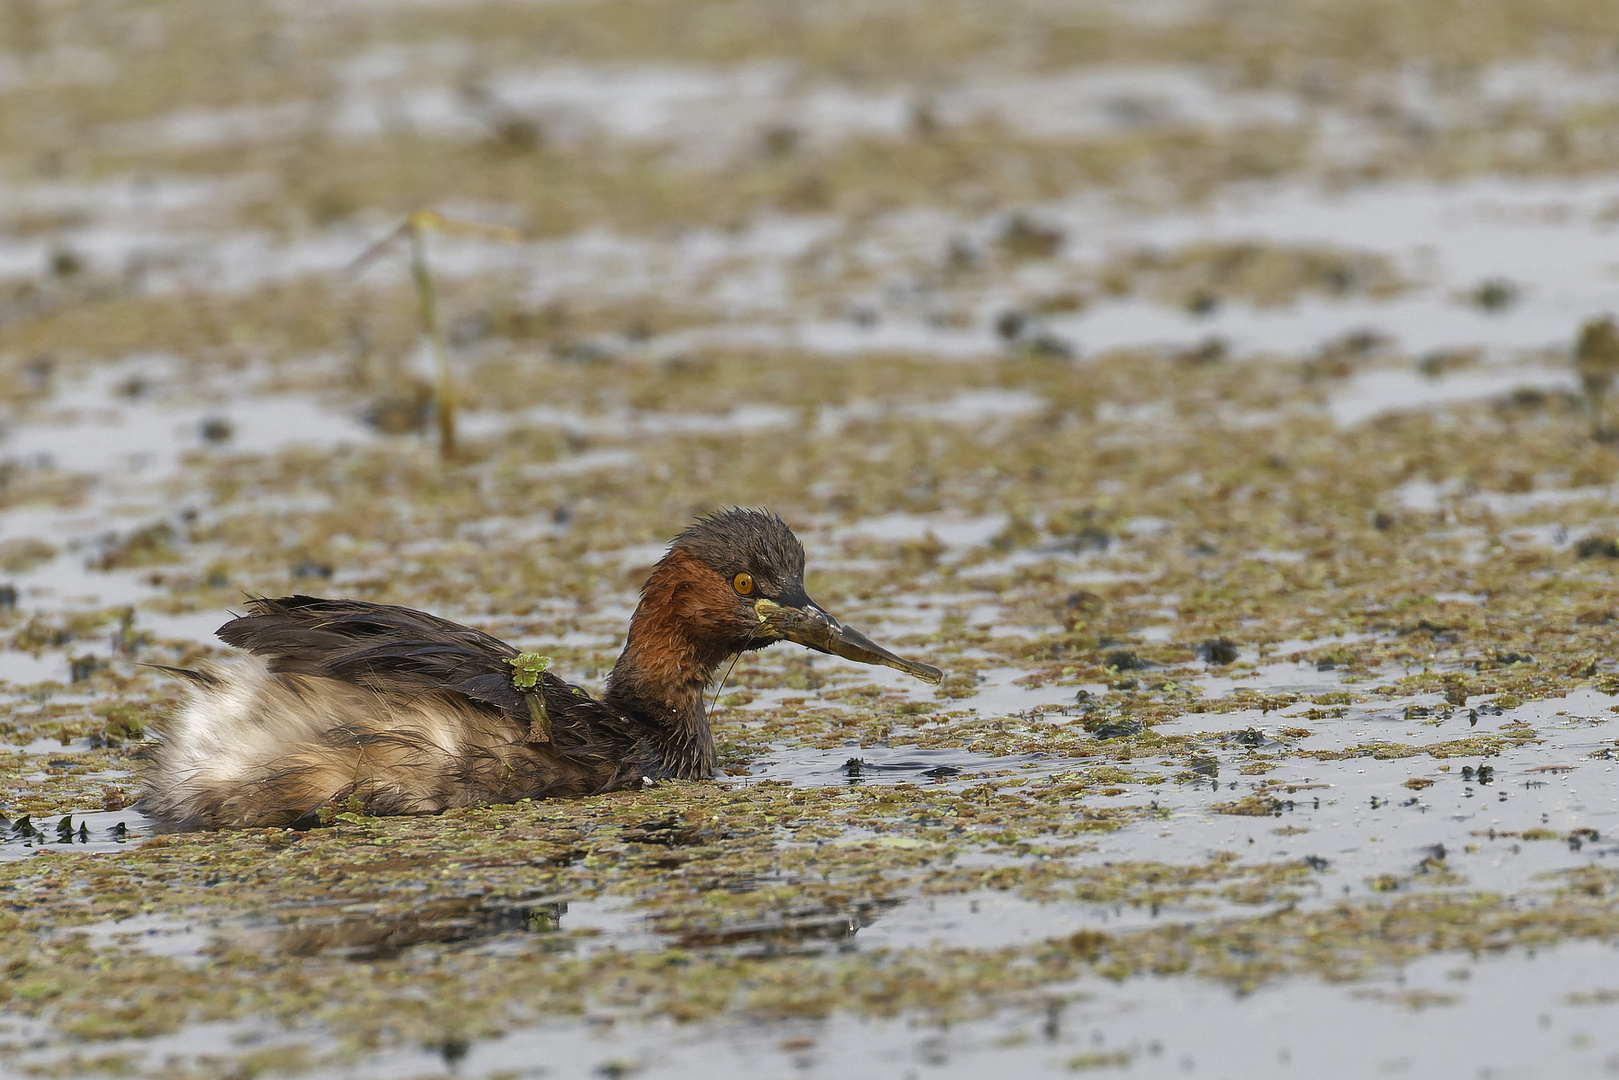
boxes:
[733,572,754,595]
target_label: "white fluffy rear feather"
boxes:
[141,658,512,828]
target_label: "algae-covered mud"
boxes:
[6,0,1619,1076]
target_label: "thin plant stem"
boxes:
[408,223,455,460]
[348,210,521,463]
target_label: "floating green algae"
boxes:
[3,0,1619,1074]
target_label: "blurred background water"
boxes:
[6,1,1619,1077]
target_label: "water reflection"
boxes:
[0,807,153,859]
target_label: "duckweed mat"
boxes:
[4,0,1619,1076]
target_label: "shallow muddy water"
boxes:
[5,0,1619,1077]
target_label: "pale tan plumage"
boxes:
[142,658,611,828]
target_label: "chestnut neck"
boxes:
[603,550,741,777]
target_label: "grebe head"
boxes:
[604,508,941,776]
[655,508,943,682]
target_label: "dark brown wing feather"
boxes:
[218,596,532,718]
[217,596,659,781]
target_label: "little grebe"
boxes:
[140,508,942,828]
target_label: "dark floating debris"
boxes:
[439,1036,471,1066]
[759,122,800,160]
[198,416,234,444]
[1404,619,1457,643]
[1470,277,1519,312]
[1103,649,1148,671]
[1575,536,1619,559]
[49,246,83,278]
[1418,844,1447,873]
[69,654,102,683]
[995,309,1028,341]
[1090,719,1144,740]
[1418,347,1480,378]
